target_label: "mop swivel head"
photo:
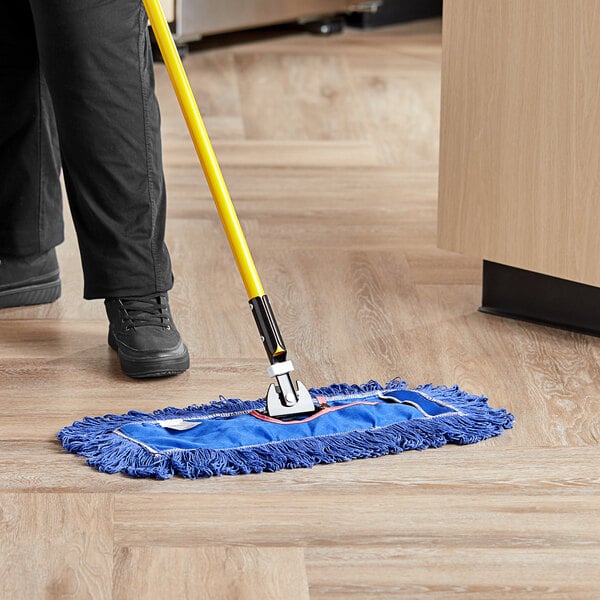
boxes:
[264,360,316,419]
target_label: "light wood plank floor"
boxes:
[2,18,600,599]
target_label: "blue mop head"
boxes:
[58,378,514,479]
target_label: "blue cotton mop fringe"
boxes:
[57,378,514,479]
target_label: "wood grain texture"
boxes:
[438,0,600,286]
[111,482,600,549]
[0,494,113,599]
[2,16,600,599]
[113,547,309,600]
[305,546,600,599]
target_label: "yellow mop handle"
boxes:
[142,0,265,300]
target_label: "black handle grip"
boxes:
[249,295,287,364]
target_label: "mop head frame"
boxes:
[58,378,514,479]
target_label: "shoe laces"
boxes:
[118,295,171,330]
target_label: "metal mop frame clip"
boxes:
[143,0,316,418]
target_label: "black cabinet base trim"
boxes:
[480,261,600,337]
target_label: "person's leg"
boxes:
[29,0,188,377]
[0,0,62,308]
[29,0,173,300]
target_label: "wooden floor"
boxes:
[2,18,600,599]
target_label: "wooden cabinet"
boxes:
[438,0,600,289]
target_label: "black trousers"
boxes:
[0,0,173,299]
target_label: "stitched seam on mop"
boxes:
[378,389,462,418]
[150,409,255,423]
[113,429,161,455]
[385,400,449,419]
[413,390,465,415]
[312,389,386,402]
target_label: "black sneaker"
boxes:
[0,248,61,309]
[104,294,190,378]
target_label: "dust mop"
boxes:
[58,0,513,478]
